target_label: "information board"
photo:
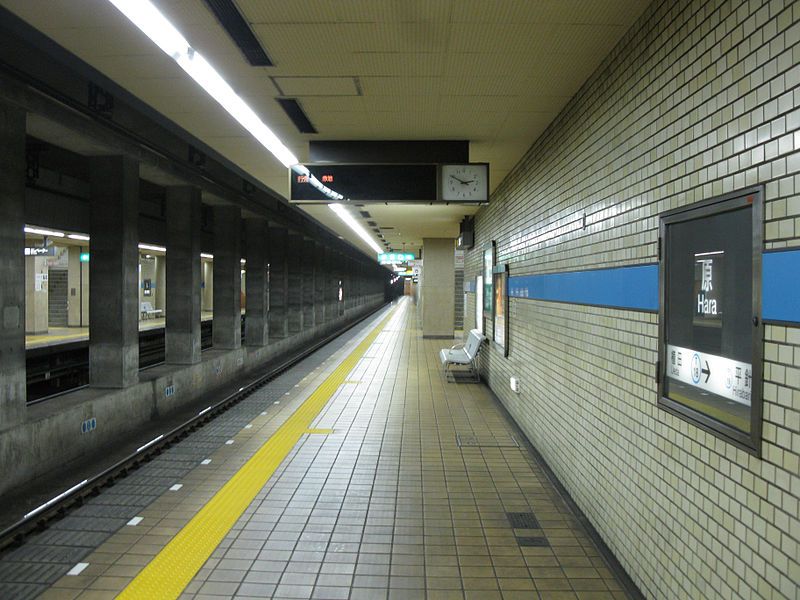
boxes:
[290,164,437,202]
[483,241,494,317]
[475,275,484,334]
[493,265,509,356]
[658,187,763,452]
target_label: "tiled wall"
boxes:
[464,0,799,598]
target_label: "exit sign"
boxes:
[378,253,415,264]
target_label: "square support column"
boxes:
[89,156,139,388]
[343,258,353,312]
[421,238,456,338]
[302,238,315,329]
[268,226,288,340]
[314,243,325,326]
[165,186,201,364]
[245,219,269,346]
[212,205,241,350]
[0,104,26,426]
[333,251,344,319]
[287,233,303,334]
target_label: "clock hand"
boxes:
[460,179,475,184]
[450,174,467,184]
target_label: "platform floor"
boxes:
[5,298,632,600]
[25,312,216,350]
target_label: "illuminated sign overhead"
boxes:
[24,247,55,256]
[378,253,415,264]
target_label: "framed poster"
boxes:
[658,186,763,453]
[483,241,495,318]
[492,264,509,356]
[475,275,484,334]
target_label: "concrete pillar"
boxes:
[287,233,303,334]
[89,155,139,388]
[0,104,26,425]
[155,255,166,312]
[212,205,241,350]
[202,260,213,313]
[245,219,268,346]
[343,257,353,312]
[67,246,86,327]
[165,187,201,364]
[268,226,288,340]
[421,238,456,338]
[314,243,325,326]
[302,238,315,329]
[334,252,344,318]
[356,262,363,306]
[25,256,49,334]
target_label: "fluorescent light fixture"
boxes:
[24,226,64,238]
[200,253,214,259]
[138,243,166,252]
[107,0,298,168]
[329,204,382,253]
[67,233,91,241]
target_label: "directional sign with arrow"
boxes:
[666,344,752,406]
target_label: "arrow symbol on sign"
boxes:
[702,361,711,383]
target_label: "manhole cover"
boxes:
[516,536,549,547]
[456,433,519,448]
[507,512,540,529]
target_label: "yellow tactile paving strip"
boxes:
[115,309,395,600]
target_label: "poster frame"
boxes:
[492,264,509,357]
[483,241,495,319]
[657,186,763,454]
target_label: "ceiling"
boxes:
[2,0,650,257]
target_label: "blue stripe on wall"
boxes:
[465,252,798,323]
[763,250,800,323]
[508,264,659,311]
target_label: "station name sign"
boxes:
[694,251,723,323]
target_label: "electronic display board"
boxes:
[290,164,437,202]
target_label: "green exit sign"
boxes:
[80,252,90,262]
[378,252,414,264]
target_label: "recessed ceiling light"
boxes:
[24,226,64,237]
[138,243,166,252]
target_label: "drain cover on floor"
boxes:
[456,433,519,448]
[516,536,549,547]
[507,511,540,529]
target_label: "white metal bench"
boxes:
[440,329,486,382]
[140,301,163,320]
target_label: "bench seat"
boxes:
[440,329,486,382]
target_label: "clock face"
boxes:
[441,164,488,202]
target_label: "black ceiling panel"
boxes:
[203,0,273,66]
[276,98,317,134]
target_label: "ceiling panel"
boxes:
[0,0,650,257]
